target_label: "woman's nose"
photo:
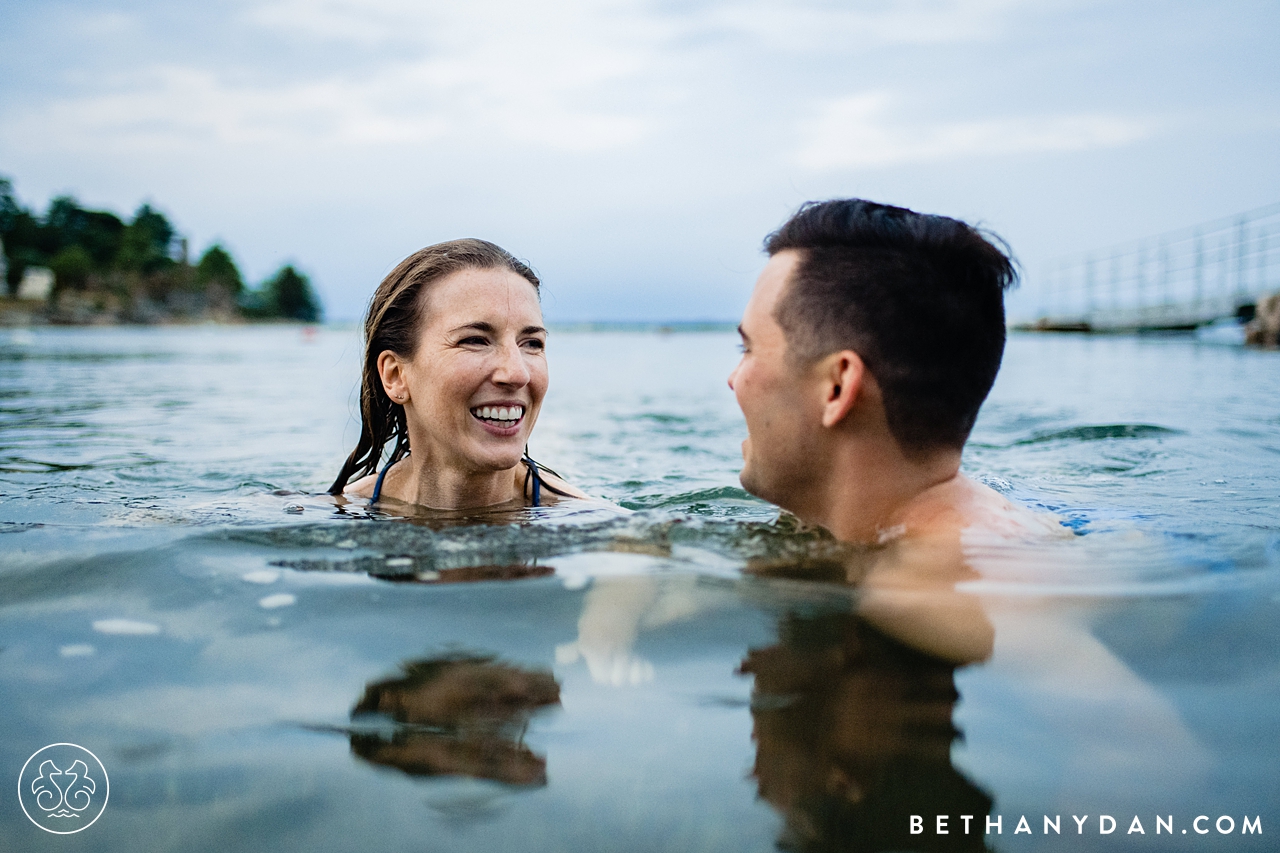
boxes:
[492,342,531,387]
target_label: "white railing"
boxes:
[1033,202,1280,331]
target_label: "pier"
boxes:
[1027,202,1280,332]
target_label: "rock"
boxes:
[1245,292,1280,348]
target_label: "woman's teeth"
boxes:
[472,405,524,423]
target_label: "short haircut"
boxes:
[765,199,1016,453]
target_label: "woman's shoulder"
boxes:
[344,470,379,499]
[537,467,590,501]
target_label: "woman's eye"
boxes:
[459,336,488,346]
[523,339,546,351]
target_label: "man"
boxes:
[729,198,1053,546]
[729,200,1206,833]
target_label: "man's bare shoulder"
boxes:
[891,473,1066,542]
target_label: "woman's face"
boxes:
[384,266,548,474]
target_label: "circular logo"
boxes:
[18,743,109,834]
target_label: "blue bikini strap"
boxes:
[374,456,560,506]
[523,454,573,507]
[370,461,391,503]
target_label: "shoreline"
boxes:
[0,296,323,328]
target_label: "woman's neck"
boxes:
[389,452,524,509]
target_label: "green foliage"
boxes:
[0,177,21,234]
[271,265,322,322]
[49,245,94,291]
[0,176,321,321]
[45,197,125,267]
[1,177,40,293]
[241,264,323,322]
[116,204,177,274]
[195,244,244,294]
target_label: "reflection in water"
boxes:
[370,562,556,584]
[742,611,992,852]
[349,655,560,787]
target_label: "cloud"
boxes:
[2,63,647,157]
[795,92,1153,170]
[683,0,1032,49]
[242,0,1034,50]
[4,66,447,151]
[9,0,1041,160]
[2,0,662,158]
[0,0,1268,322]
[243,0,665,151]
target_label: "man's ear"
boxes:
[819,350,865,428]
[377,350,410,404]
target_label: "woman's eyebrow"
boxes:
[449,322,547,336]
[449,322,497,335]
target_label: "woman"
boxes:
[329,239,585,508]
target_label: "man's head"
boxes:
[729,199,1016,508]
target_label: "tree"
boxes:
[117,203,177,273]
[239,265,323,322]
[0,177,319,320]
[0,177,21,234]
[0,177,38,294]
[195,244,244,294]
[267,265,322,322]
[49,245,93,292]
[44,196,124,267]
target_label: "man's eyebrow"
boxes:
[737,324,748,340]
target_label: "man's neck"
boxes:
[802,437,963,544]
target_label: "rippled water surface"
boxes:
[2,326,1279,852]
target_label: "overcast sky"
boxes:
[1,0,1276,322]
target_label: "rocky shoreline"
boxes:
[2,178,322,327]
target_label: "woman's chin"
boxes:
[465,417,535,467]
[462,442,526,473]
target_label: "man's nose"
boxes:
[727,362,738,391]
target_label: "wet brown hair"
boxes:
[328,239,540,495]
[765,199,1017,454]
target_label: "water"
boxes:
[2,326,1279,851]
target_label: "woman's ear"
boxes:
[377,350,410,404]
[820,350,865,428]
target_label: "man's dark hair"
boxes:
[765,198,1017,453]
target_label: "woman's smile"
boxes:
[470,401,527,436]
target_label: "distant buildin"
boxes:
[17,267,54,301]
